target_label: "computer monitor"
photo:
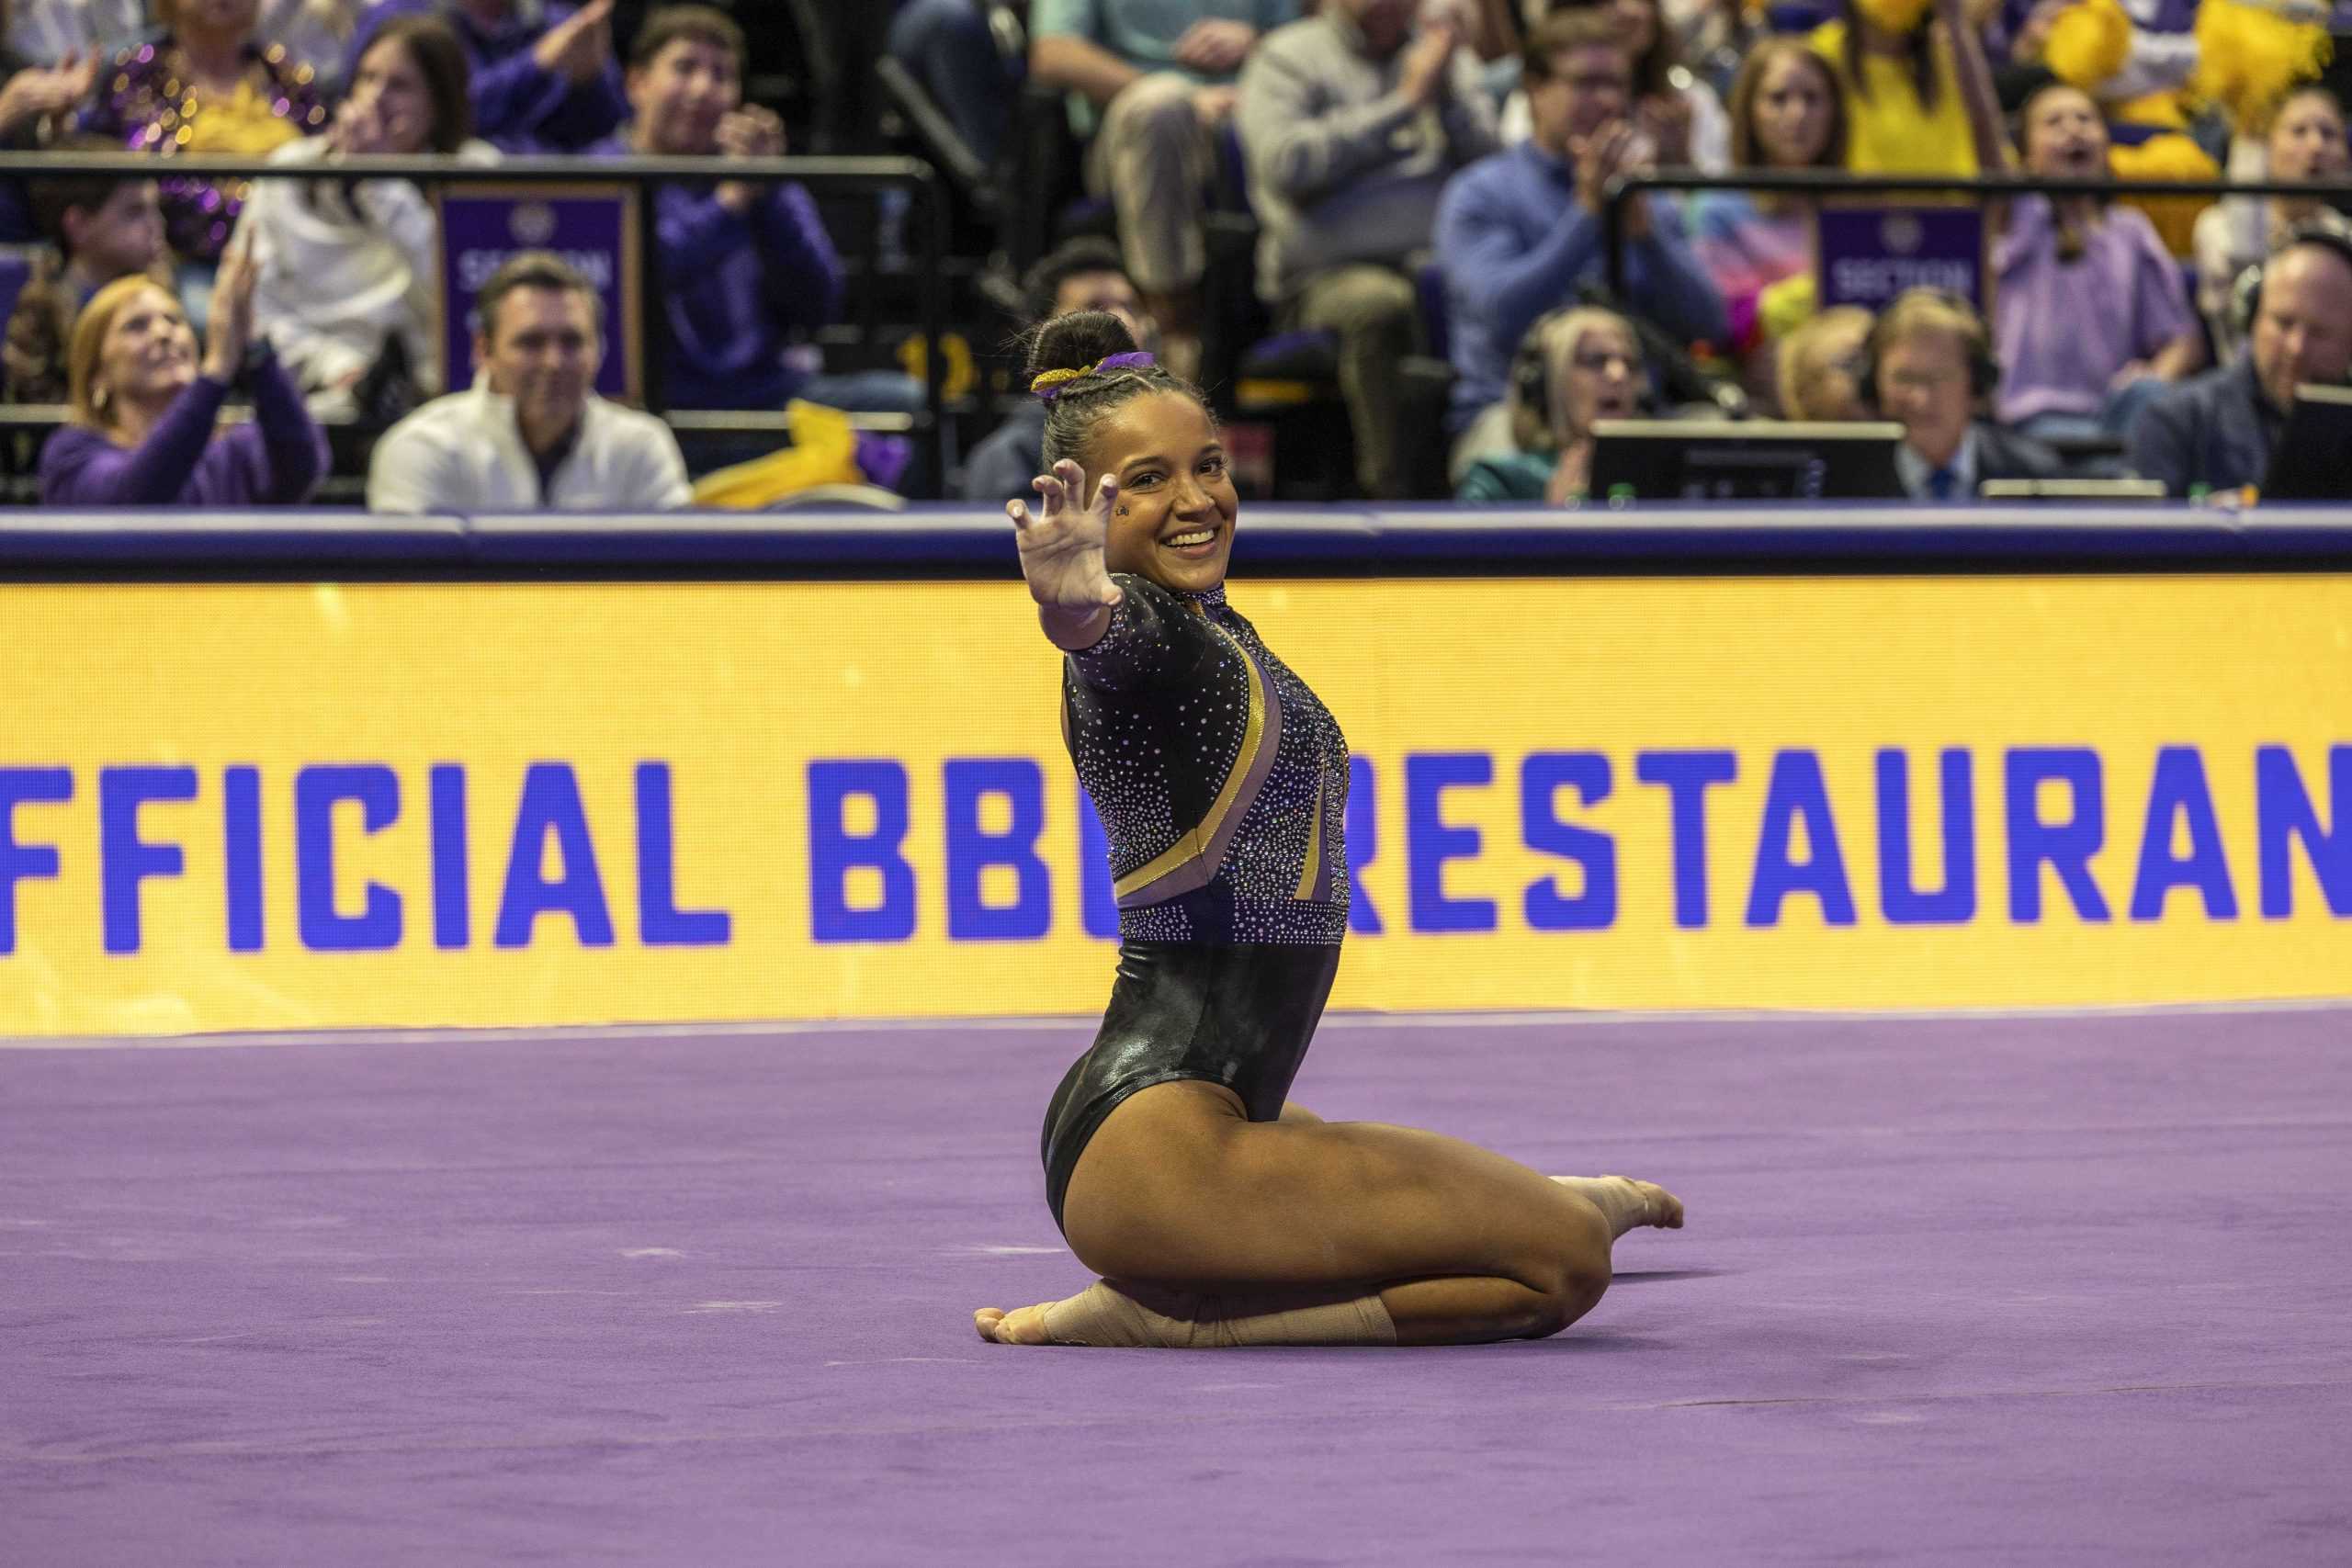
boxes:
[1587,421,1906,502]
[2262,384,2352,502]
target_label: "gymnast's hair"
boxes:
[1024,310,1211,471]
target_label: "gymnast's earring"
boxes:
[91,381,111,412]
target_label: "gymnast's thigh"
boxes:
[1063,1091,1596,1295]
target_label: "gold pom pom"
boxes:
[2192,0,2334,132]
[2044,0,2133,90]
[2109,132,2224,256]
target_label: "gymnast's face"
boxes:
[1091,390,1238,596]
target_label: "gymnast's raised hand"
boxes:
[1008,457,1125,650]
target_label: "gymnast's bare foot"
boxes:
[1550,1175,1684,1239]
[973,1303,1054,1344]
[974,1280,1196,1347]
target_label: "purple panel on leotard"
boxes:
[3,1005,2348,1563]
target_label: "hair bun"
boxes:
[1025,310,1139,380]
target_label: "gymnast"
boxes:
[973,312,1684,1349]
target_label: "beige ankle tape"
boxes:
[1600,1175,1657,1227]
[1042,1280,1397,1348]
[1553,1174,1651,1235]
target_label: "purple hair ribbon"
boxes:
[1030,351,1159,401]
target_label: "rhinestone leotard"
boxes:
[1039,574,1349,1233]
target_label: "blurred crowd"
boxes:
[1,0,2347,511]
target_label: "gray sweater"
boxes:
[1235,14,1499,302]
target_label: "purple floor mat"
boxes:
[4,1005,2349,1566]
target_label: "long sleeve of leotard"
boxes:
[1067,574,1196,693]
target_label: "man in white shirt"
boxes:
[368,251,692,513]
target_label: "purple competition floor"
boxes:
[4,1004,2350,1565]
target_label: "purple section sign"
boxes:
[437,183,641,399]
[1816,206,1988,313]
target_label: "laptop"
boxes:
[2262,384,2352,502]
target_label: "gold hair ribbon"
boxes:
[1030,351,1157,400]
[1029,366,1090,396]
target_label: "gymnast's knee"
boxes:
[1519,1259,1611,1339]
[1521,1213,1612,1336]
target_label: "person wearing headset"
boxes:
[1864,288,2064,501]
[2127,230,2352,499]
[1454,305,1645,504]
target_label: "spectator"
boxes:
[80,0,329,268]
[1810,0,2005,175]
[590,5,922,416]
[0,34,95,140]
[258,0,366,80]
[1992,0,2195,110]
[5,141,167,401]
[1691,38,1846,400]
[963,236,1155,502]
[5,0,143,66]
[1456,305,1645,503]
[1775,302,1873,420]
[1437,0,1527,65]
[1994,81,2201,437]
[1434,9,1725,469]
[2193,85,2351,363]
[1864,288,2064,498]
[62,5,402,89]
[1995,0,2219,259]
[345,0,624,153]
[236,16,496,419]
[40,242,330,503]
[887,0,1023,168]
[2128,232,2352,496]
[1238,0,1497,499]
[0,25,100,243]
[368,251,690,511]
[1028,0,1297,378]
[1498,0,1732,172]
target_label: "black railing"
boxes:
[1602,170,2352,299]
[0,151,951,485]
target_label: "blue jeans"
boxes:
[888,0,1022,167]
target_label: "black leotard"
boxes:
[1039,574,1349,1233]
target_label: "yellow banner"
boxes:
[2,577,2347,1034]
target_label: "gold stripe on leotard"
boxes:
[1113,615,1270,902]
[1294,770,1323,901]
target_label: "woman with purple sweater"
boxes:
[40,238,326,506]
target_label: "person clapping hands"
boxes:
[40,237,327,505]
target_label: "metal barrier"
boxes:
[1601,169,2352,300]
[0,151,952,484]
